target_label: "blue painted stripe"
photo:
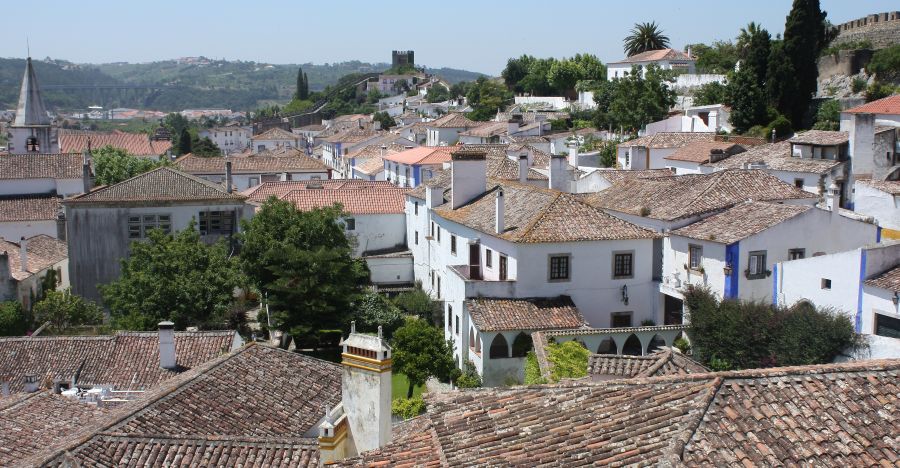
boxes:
[724,242,740,299]
[772,264,778,306]
[856,250,867,333]
[876,226,882,244]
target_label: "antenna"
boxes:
[26,35,30,57]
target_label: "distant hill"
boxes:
[0,57,487,113]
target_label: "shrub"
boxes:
[391,396,426,419]
[32,289,103,335]
[355,291,404,340]
[0,302,28,336]
[767,114,793,140]
[523,351,546,385]
[866,82,899,103]
[546,340,589,382]
[867,44,900,82]
[673,336,692,354]
[851,77,868,94]
[455,359,482,388]
[392,287,439,324]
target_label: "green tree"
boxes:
[501,55,535,92]
[355,291,404,340]
[693,81,729,106]
[572,53,606,81]
[93,145,164,186]
[465,76,513,121]
[518,58,556,96]
[392,287,439,323]
[32,289,103,335]
[867,45,900,83]
[295,67,309,100]
[426,85,451,103]
[813,99,841,130]
[190,136,221,157]
[239,198,369,340]
[177,127,192,155]
[547,340,589,382]
[688,41,739,74]
[548,59,584,97]
[608,64,675,132]
[391,317,459,397]
[728,67,769,134]
[0,302,28,336]
[740,23,772,85]
[391,79,410,95]
[780,0,828,127]
[372,111,396,129]
[766,40,795,114]
[455,359,482,388]
[100,224,243,330]
[623,22,670,57]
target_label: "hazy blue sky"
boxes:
[3,1,895,74]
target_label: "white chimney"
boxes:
[158,321,177,370]
[518,154,528,183]
[380,144,387,158]
[495,188,505,234]
[567,141,579,168]
[225,160,233,194]
[23,374,39,393]
[450,150,487,209]
[425,184,443,209]
[826,182,839,217]
[507,118,520,136]
[19,237,27,273]
[549,154,569,193]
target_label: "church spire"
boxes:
[14,57,51,127]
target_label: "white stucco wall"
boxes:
[854,182,899,231]
[345,213,406,257]
[0,220,58,241]
[0,178,84,197]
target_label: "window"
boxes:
[794,178,804,189]
[414,201,419,215]
[453,313,458,334]
[249,177,260,187]
[26,136,39,152]
[414,231,419,245]
[821,278,832,290]
[613,252,634,279]
[437,227,441,242]
[874,313,900,339]
[688,244,703,270]
[447,305,452,331]
[450,235,457,254]
[746,251,767,279]
[499,255,508,281]
[611,312,633,328]
[548,254,570,281]
[788,248,806,260]
[128,214,171,239]
[199,211,235,235]
[430,221,434,237]
[437,276,441,298]
[344,218,356,231]
[485,249,493,268]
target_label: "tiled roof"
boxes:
[174,154,326,174]
[594,168,675,184]
[458,121,508,137]
[27,344,340,467]
[865,265,900,292]
[0,330,237,393]
[336,415,442,467]
[0,153,83,180]
[320,128,380,144]
[587,348,709,380]
[0,196,60,222]
[345,142,409,160]
[466,296,586,332]
[279,186,408,214]
[705,140,844,174]
[426,112,477,129]
[857,178,900,195]
[354,156,386,175]
[251,127,298,141]
[382,146,453,165]
[435,182,658,243]
[619,132,715,149]
[65,167,246,204]
[584,169,816,221]
[295,124,326,131]
[664,141,743,163]
[612,48,694,64]
[0,392,111,466]
[0,235,67,281]
[496,111,570,122]
[337,359,900,467]
[59,130,172,156]
[243,180,397,202]
[788,130,849,146]
[670,201,811,244]
[844,94,900,115]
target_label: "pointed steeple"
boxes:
[14,57,51,126]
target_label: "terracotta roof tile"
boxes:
[857,178,900,195]
[64,167,246,204]
[59,130,172,156]
[670,201,811,244]
[595,168,675,184]
[0,235,67,281]
[664,141,744,163]
[382,146,453,165]
[612,48,695,64]
[0,153,83,180]
[865,265,900,292]
[0,196,60,222]
[584,169,816,221]
[466,296,587,332]
[354,156,386,175]
[844,94,900,115]
[619,132,715,149]
[251,127,299,141]
[705,140,844,173]
[788,130,849,146]
[243,180,396,202]
[587,348,709,379]
[174,154,327,174]
[458,121,508,137]
[279,186,408,214]
[426,112,477,129]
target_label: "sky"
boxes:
[2,1,895,75]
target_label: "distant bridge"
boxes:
[41,84,188,90]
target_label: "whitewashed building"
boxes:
[250,127,302,154]
[382,147,452,188]
[174,152,330,191]
[617,132,715,170]
[646,104,733,135]
[607,48,696,80]
[0,235,69,309]
[425,113,478,146]
[198,126,252,155]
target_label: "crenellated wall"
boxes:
[831,12,900,50]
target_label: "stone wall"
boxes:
[818,49,875,79]
[832,12,900,49]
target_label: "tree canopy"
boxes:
[607,64,676,132]
[238,198,369,340]
[465,77,513,121]
[623,22,670,57]
[779,0,828,127]
[92,145,165,186]
[391,317,458,397]
[0,302,28,336]
[100,223,243,330]
[32,289,103,335]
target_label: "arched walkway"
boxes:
[489,334,509,359]
[597,338,617,355]
[622,334,642,356]
[647,334,666,354]
[469,329,475,350]
[511,332,532,358]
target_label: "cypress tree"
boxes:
[743,26,771,85]
[766,40,795,116]
[781,0,827,127]
[295,67,304,100]
[178,128,192,155]
[302,72,309,100]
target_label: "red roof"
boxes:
[279,186,408,214]
[59,130,172,156]
[382,146,452,165]
[844,94,900,115]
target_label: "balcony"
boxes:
[449,265,516,298]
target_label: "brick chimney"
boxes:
[19,237,27,273]
[158,321,176,369]
[23,374,39,393]
[450,149,487,209]
[518,154,528,183]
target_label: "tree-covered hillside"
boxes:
[0,57,485,112]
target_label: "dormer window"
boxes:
[26,136,39,152]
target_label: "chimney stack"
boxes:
[507,117,521,136]
[495,188,505,234]
[225,159,233,194]
[23,374,39,393]
[567,141,579,168]
[158,321,176,370]
[518,154,528,183]
[380,144,387,158]
[82,148,93,194]
[19,237,27,273]
[450,150,487,209]
[549,154,569,193]
[826,182,839,218]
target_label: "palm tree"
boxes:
[737,22,762,52]
[623,22,670,57]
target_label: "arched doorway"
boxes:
[511,332,532,358]
[622,334,642,356]
[597,338,617,355]
[647,334,666,354]
[489,334,509,359]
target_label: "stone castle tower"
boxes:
[8,57,59,154]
